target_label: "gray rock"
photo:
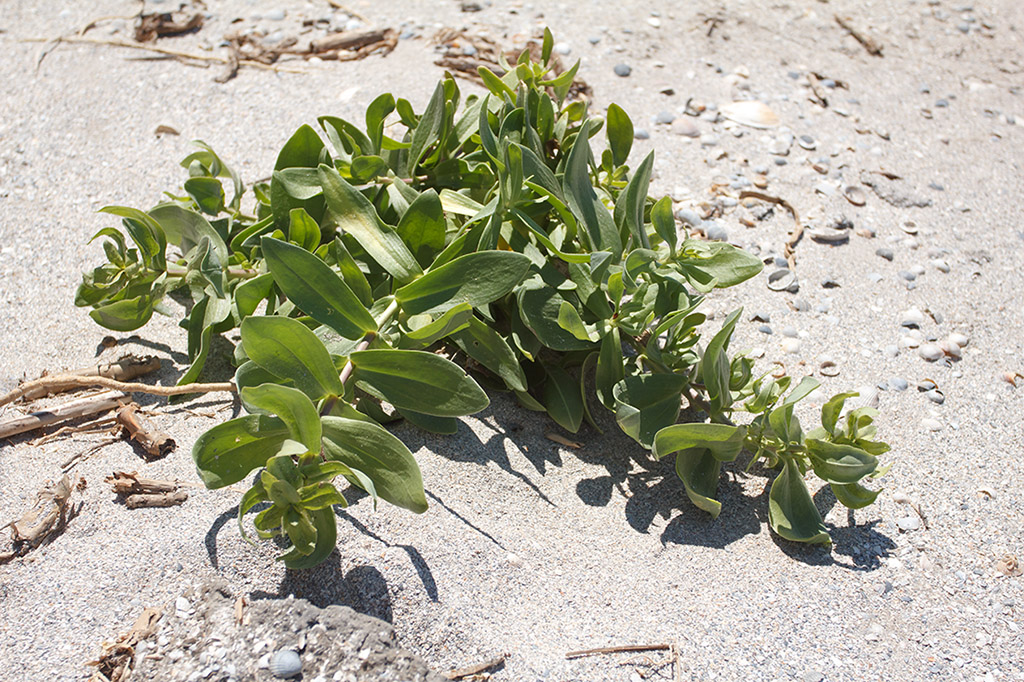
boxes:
[670,118,699,137]
[134,579,445,682]
[898,270,917,281]
[614,63,632,77]
[654,110,675,125]
[918,343,943,361]
[634,128,650,140]
[925,389,945,404]
[889,377,909,391]
[876,247,894,261]
[896,515,922,531]
[758,324,773,335]
[265,8,286,20]
[675,208,701,227]
[703,221,728,241]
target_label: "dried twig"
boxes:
[566,643,671,659]
[24,36,308,75]
[1,374,234,410]
[106,471,187,508]
[545,432,582,449]
[63,438,121,473]
[116,404,176,459]
[0,391,127,440]
[739,190,803,268]
[0,475,83,564]
[835,14,883,57]
[87,606,163,682]
[10,354,161,404]
[443,654,506,679]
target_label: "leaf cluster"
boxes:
[76,31,889,565]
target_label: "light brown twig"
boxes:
[1,375,234,409]
[566,644,671,660]
[739,190,803,268]
[835,14,883,57]
[443,654,506,679]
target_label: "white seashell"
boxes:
[720,101,780,129]
[843,185,867,206]
[947,332,969,348]
[900,307,925,327]
[270,649,302,679]
[808,227,850,243]
[918,343,943,361]
[899,335,921,349]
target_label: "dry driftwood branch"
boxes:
[0,474,83,564]
[0,390,127,440]
[310,28,393,53]
[10,354,161,404]
[88,606,163,682]
[135,10,204,42]
[116,404,176,459]
[835,14,883,57]
[106,471,188,509]
[565,643,671,660]
[443,654,506,680]
[1,373,234,410]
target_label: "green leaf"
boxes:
[605,103,633,167]
[287,207,321,251]
[299,481,348,510]
[234,273,275,319]
[351,155,388,183]
[237,482,268,544]
[397,189,446,268]
[821,391,858,436]
[542,365,583,434]
[281,507,337,569]
[674,448,723,517]
[517,280,597,351]
[399,303,474,349]
[240,384,322,453]
[563,119,621,256]
[276,124,326,170]
[407,80,446,175]
[831,481,882,510]
[183,176,225,216]
[319,115,373,157]
[395,251,531,316]
[261,237,376,339]
[805,439,879,484]
[365,93,396,153]
[450,316,528,392]
[319,165,421,283]
[701,308,741,412]
[615,151,653,250]
[768,457,831,545]
[192,414,291,488]
[282,507,318,556]
[100,206,167,270]
[177,295,231,386]
[556,301,599,342]
[478,66,516,99]
[596,327,625,409]
[241,316,345,400]
[653,423,747,462]
[150,204,228,263]
[234,359,290,393]
[89,293,156,332]
[321,416,428,513]
[349,349,489,417]
[331,237,373,307]
[651,195,676,254]
[612,374,687,449]
[676,240,764,289]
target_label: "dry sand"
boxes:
[1,1,1023,680]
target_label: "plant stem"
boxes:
[165,264,258,280]
[337,298,400,387]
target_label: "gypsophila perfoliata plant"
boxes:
[76,30,888,567]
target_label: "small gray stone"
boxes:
[703,221,728,241]
[750,311,770,323]
[675,209,701,227]
[792,298,810,312]
[553,42,571,55]
[884,345,899,359]
[889,377,909,391]
[781,326,798,338]
[898,270,917,281]
[588,36,601,44]
[614,63,632,77]
[925,389,945,404]
[867,272,884,283]
[670,118,700,137]
[921,418,943,431]
[758,324,773,335]
[798,134,817,150]
[876,247,895,261]
[265,8,286,20]
[654,110,675,125]
[633,128,650,140]
[801,672,825,682]
[918,343,943,361]
[699,133,719,147]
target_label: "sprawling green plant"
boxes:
[76,31,887,566]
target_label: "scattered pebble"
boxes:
[670,118,699,137]
[781,326,798,338]
[634,128,650,140]
[758,324,773,335]
[798,134,817,150]
[921,418,943,432]
[931,259,951,273]
[654,110,675,125]
[703,221,728,241]
[925,389,945,404]
[614,63,632,77]
[699,133,719,147]
[767,268,798,292]
[898,270,917,282]
[588,35,601,45]
[900,307,925,327]
[889,377,909,391]
[675,209,701,227]
[844,185,867,206]
[553,42,571,55]
[884,345,899,358]
[876,247,894,261]
[948,332,969,348]
[896,515,922,531]
[265,8,286,21]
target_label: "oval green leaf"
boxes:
[395,251,531,316]
[349,349,489,417]
[241,316,344,401]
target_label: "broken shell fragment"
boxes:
[843,185,867,206]
[808,227,850,243]
[720,100,780,129]
[819,360,840,377]
[766,268,798,291]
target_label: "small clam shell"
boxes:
[270,650,302,679]
[720,100,780,129]
[947,332,969,348]
[808,227,850,243]
[819,360,840,377]
[901,221,919,235]
[843,185,867,206]
[916,378,938,392]
[766,268,797,291]
[918,343,943,361]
